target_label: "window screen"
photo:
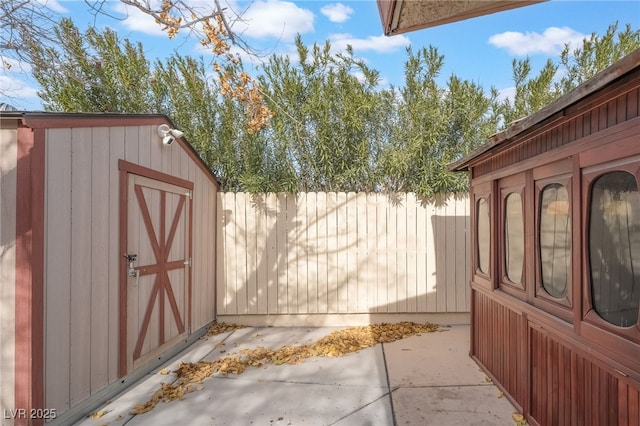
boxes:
[589,171,640,327]
[539,183,571,298]
[505,193,524,284]
[477,197,490,274]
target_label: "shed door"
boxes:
[125,173,191,371]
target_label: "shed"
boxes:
[451,50,640,424]
[0,113,219,425]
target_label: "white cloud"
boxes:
[0,75,41,104]
[232,0,314,41]
[329,33,410,54]
[321,3,354,23]
[111,2,166,36]
[496,86,515,103]
[488,26,586,56]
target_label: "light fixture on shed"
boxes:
[157,124,184,146]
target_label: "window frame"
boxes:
[533,170,573,322]
[472,181,493,289]
[581,159,640,346]
[498,174,527,299]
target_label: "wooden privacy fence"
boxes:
[216,192,470,321]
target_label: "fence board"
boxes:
[347,192,358,312]
[265,193,278,313]
[218,193,470,316]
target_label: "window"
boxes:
[505,193,524,284]
[589,171,640,328]
[539,183,571,299]
[477,197,490,275]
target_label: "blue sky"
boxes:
[1,0,639,110]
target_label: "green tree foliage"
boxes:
[27,19,639,197]
[497,21,639,126]
[380,47,498,196]
[30,19,154,113]
[260,36,390,192]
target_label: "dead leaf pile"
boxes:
[207,322,246,336]
[130,321,437,415]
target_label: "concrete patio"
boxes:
[73,324,519,425]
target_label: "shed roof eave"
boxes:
[378,0,546,36]
[449,48,640,172]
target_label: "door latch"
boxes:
[125,253,138,277]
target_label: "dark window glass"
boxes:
[477,198,490,274]
[539,184,571,298]
[589,171,640,327]
[505,193,524,284]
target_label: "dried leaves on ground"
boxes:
[129,321,438,415]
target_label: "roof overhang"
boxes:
[378,0,546,36]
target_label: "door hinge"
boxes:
[185,190,192,200]
[184,257,192,267]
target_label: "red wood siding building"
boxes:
[451,49,640,425]
[0,113,219,425]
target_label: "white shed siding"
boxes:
[0,121,17,426]
[42,123,218,415]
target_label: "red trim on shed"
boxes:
[14,126,45,425]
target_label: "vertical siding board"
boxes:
[196,174,206,323]
[425,202,437,312]
[575,115,584,140]
[627,88,639,119]
[346,192,358,312]
[149,126,162,172]
[216,194,226,315]
[436,198,448,312]
[225,193,238,314]
[108,127,125,382]
[387,194,398,312]
[405,193,418,312]
[376,194,388,312]
[190,172,201,326]
[266,193,279,314]
[582,110,592,137]
[276,193,289,313]
[355,193,368,312]
[598,104,608,132]
[619,382,629,426]
[245,193,258,314]
[208,178,218,322]
[617,94,627,124]
[254,195,268,315]
[326,192,337,312]
[316,192,329,313]
[455,197,468,311]
[90,128,110,393]
[45,131,72,412]
[607,99,618,127]
[366,193,379,311]
[336,192,348,313]
[396,193,408,312]
[306,193,319,314]
[69,128,93,405]
[295,193,308,313]
[629,384,639,426]
[416,197,428,312]
[0,124,17,417]
[235,193,248,314]
[286,194,299,313]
